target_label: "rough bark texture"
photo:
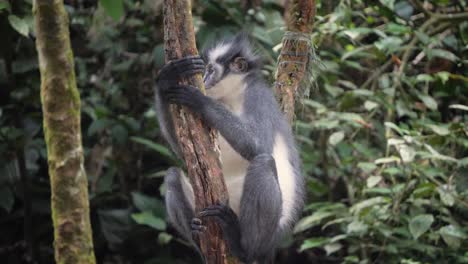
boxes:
[275,0,316,124]
[33,1,96,263]
[162,0,236,263]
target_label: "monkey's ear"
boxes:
[230,57,248,73]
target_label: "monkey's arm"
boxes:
[161,85,264,161]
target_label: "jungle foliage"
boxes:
[0,0,467,263]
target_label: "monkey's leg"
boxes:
[197,154,282,263]
[164,167,195,241]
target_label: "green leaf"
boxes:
[428,49,459,62]
[350,197,389,215]
[437,186,455,206]
[357,162,377,173]
[379,0,395,9]
[418,94,438,110]
[329,131,345,146]
[394,1,414,19]
[324,243,342,256]
[416,74,434,83]
[8,15,29,37]
[299,237,329,252]
[364,100,378,111]
[158,232,173,245]
[409,214,434,239]
[111,124,128,145]
[0,2,11,12]
[386,22,410,34]
[294,211,335,233]
[88,118,113,136]
[375,37,403,54]
[439,225,466,249]
[99,0,124,21]
[131,192,165,216]
[366,175,382,188]
[347,220,368,234]
[435,71,450,84]
[427,124,450,136]
[449,104,468,111]
[131,211,166,231]
[130,136,175,161]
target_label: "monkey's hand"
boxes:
[156,55,205,87]
[193,204,246,262]
[160,84,208,109]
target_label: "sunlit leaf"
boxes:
[366,175,382,188]
[449,104,468,111]
[294,211,335,234]
[347,220,368,234]
[427,124,450,136]
[329,131,345,146]
[8,15,29,37]
[324,243,342,256]
[437,186,455,206]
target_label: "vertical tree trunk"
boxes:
[162,0,237,263]
[275,0,316,124]
[33,1,96,263]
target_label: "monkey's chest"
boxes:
[218,135,249,215]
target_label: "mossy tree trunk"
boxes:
[33,0,96,263]
[162,0,237,263]
[275,0,316,124]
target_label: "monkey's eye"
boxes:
[230,57,248,73]
[206,64,214,74]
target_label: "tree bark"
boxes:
[275,0,316,124]
[162,0,236,263]
[33,1,96,263]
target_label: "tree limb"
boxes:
[162,0,236,263]
[275,0,316,124]
[33,0,96,263]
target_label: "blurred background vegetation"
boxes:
[0,0,467,263]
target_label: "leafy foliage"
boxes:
[0,0,466,263]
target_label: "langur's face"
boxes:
[203,42,250,86]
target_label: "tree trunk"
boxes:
[162,0,237,263]
[33,1,96,263]
[275,0,316,124]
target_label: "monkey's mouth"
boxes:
[203,72,215,89]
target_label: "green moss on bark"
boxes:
[33,0,96,263]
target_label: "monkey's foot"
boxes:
[198,204,245,260]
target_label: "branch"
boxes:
[162,0,236,263]
[33,0,96,263]
[275,0,316,124]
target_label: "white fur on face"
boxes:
[208,43,231,63]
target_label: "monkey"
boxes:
[154,34,304,264]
